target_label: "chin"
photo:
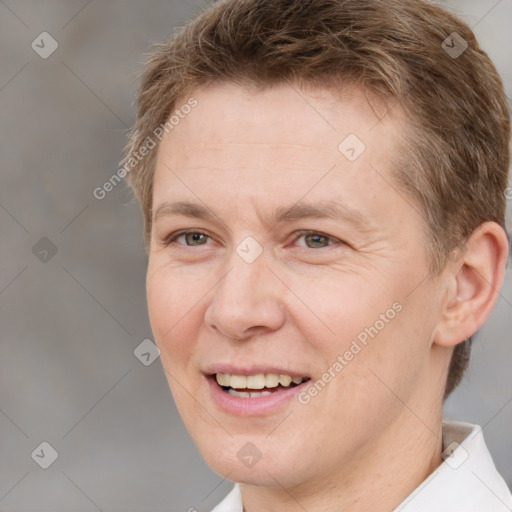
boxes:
[195,433,313,489]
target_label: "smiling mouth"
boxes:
[214,372,311,398]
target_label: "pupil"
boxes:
[188,233,205,245]
[307,234,326,248]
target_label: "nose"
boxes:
[204,248,286,341]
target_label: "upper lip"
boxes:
[204,363,311,378]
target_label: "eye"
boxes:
[162,229,343,250]
[294,230,342,249]
[163,230,211,247]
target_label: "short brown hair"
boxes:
[123,0,510,398]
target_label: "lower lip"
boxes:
[206,376,309,416]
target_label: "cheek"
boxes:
[146,266,203,372]
[288,270,395,353]
[287,267,431,401]
[146,260,205,328]
[146,268,209,430]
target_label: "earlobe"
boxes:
[434,222,509,348]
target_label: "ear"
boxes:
[434,222,509,347]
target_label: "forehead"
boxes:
[152,82,410,226]
[158,82,398,161]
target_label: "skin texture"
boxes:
[146,83,508,512]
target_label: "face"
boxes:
[147,83,447,488]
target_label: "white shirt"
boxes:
[210,420,512,512]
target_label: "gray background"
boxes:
[0,0,511,510]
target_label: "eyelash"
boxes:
[163,230,210,247]
[162,229,342,249]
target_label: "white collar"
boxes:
[210,420,512,512]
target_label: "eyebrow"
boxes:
[153,199,375,232]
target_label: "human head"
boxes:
[124,0,509,420]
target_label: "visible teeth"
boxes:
[228,389,250,398]
[279,374,292,387]
[265,373,279,388]
[227,389,272,398]
[246,374,266,389]
[216,373,231,387]
[216,372,307,389]
[230,375,247,389]
[251,391,272,397]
